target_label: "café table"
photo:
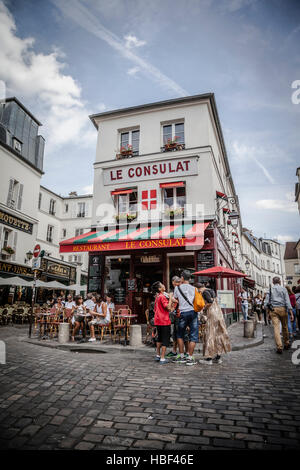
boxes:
[114,314,138,346]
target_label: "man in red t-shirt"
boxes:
[152,281,174,364]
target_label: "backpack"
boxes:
[177,285,205,313]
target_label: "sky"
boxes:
[0,0,299,244]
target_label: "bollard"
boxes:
[58,323,70,344]
[244,320,255,338]
[129,324,142,347]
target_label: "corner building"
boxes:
[60,94,243,323]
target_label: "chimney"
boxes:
[69,191,78,197]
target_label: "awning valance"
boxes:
[160,181,184,188]
[59,222,210,253]
[111,189,133,196]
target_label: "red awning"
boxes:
[216,191,227,199]
[160,181,184,188]
[111,189,133,196]
[193,266,247,278]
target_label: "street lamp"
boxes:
[25,250,33,264]
[245,259,250,275]
[228,211,240,229]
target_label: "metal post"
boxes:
[28,269,37,338]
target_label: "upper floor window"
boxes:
[75,228,84,237]
[49,199,56,216]
[62,228,67,238]
[64,203,69,213]
[162,183,186,218]
[77,202,86,218]
[38,193,42,210]
[112,189,138,222]
[7,179,23,210]
[46,225,54,243]
[118,129,139,158]
[162,122,185,152]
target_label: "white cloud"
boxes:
[0,1,97,151]
[51,0,188,97]
[124,34,146,49]
[255,194,298,213]
[127,66,140,77]
[276,234,296,244]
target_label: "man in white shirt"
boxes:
[64,294,76,309]
[238,289,249,321]
[173,270,198,366]
[84,293,96,312]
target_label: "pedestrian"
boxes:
[265,277,294,354]
[151,281,173,365]
[166,276,189,359]
[88,295,109,342]
[238,288,249,322]
[295,286,300,333]
[286,286,297,340]
[261,293,269,326]
[71,295,87,342]
[197,283,231,365]
[173,270,199,366]
[253,294,263,323]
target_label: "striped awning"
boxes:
[59,222,210,253]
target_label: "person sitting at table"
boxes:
[54,296,64,321]
[71,295,87,342]
[84,293,96,313]
[64,294,75,309]
[105,294,115,317]
[88,295,109,342]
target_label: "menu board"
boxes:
[127,279,137,292]
[88,255,103,293]
[217,290,235,309]
[197,251,214,271]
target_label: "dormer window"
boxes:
[13,138,22,153]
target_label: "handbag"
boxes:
[177,285,205,313]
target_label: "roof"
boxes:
[40,185,92,200]
[0,139,44,175]
[284,241,298,260]
[1,97,42,126]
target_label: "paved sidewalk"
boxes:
[0,324,299,450]
[22,320,263,354]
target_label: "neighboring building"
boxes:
[242,228,285,294]
[0,97,90,304]
[284,241,300,287]
[295,167,300,214]
[60,93,244,323]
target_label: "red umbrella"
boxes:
[193,266,247,278]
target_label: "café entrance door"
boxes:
[132,255,164,323]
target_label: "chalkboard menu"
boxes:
[197,251,214,271]
[88,255,103,293]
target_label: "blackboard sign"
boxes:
[89,265,102,277]
[89,278,101,292]
[197,251,214,271]
[88,255,103,292]
[127,279,137,292]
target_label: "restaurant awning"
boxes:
[59,222,210,253]
[160,181,184,188]
[243,277,256,289]
[111,189,134,195]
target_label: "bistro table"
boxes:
[114,314,138,346]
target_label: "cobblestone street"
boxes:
[0,326,299,450]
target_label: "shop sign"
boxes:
[61,236,204,253]
[0,209,33,234]
[0,261,33,278]
[47,261,70,278]
[217,290,235,309]
[139,255,161,263]
[103,156,198,185]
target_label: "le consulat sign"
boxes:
[0,209,33,234]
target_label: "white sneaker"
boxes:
[88,337,96,342]
[199,358,213,365]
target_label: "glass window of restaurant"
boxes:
[104,256,130,304]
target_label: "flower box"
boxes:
[114,212,137,223]
[2,246,15,255]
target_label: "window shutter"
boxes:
[12,231,17,260]
[0,226,2,245]
[7,179,14,206]
[72,203,77,218]
[17,184,23,210]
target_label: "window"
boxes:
[60,256,64,261]
[77,202,86,218]
[13,138,22,153]
[294,264,300,275]
[75,228,84,237]
[49,199,56,216]
[7,179,23,210]
[64,203,68,213]
[162,122,184,145]
[46,225,54,243]
[120,129,139,156]
[3,228,11,249]
[163,186,186,215]
[62,229,67,238]
[117,191,138,216]
[38,193,42,210]
[141,190,157,210]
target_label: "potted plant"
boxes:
[2,246,15,255]
[116,144,133,159]
[164,136,184,152]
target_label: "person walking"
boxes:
[286,286,297,340]
[152,281,173,365]
[265,277,294,354]
[253,294,263,323]
[295,286,300,333]
[238,288,249,322]
[197,284,231,365]
[173,270,198,366]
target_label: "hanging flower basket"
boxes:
[116,144,133,159]
[2,246,15,255]
[114,212,137,223]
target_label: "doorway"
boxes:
[133,260,163,322]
